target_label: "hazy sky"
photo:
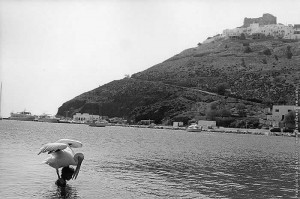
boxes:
[0,0,299,117]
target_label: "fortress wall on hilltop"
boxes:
[243,13,277,28]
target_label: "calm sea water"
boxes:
[0,120,299,199]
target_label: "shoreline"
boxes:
[115,124,296,137]
[1,120,296,137]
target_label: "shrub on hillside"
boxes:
[229,120,245,128]
[263,48,272,56]
[216,83,229,95]
[241,58,246,67]
[206,109,218,121]
[236,103,247,117]
[244,46,252,53]
[210,102,218,110]
[218,109,232,117]
[283,110,298,129]
[261,58,268,64]
[216,117,235,127]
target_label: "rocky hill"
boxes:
[57,37,300,125]
[133,38,300,104]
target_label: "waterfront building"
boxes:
[173,122,184,128]
[73,113,100,123]
[266,105,295,127]
[198,120,217,129]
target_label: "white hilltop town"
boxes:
[203,13,300,44]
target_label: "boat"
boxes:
[9,111,35,121]
[186,123,203,132]
[58,119,72,124]
[89,120,108,127]
[37,114,59,123]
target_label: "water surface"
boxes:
[0,120,299,198]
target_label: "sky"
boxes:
[0,0,299,118]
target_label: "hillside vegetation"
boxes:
[57,38,300,125]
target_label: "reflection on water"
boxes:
[42,185,79,199]
[0,120,299,199]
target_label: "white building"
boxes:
[249,23,260,33]
[198,120,216,129]
[173,122,184,127]
[73,113,100,123]
[258,24,293,38]
[266,105,295,127]
[220,23,300,41]
[282,24,295,39]
[291,24,300,39]
[223,27,245,38]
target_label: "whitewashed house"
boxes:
[73,113,100,123]
[266,105,295,127]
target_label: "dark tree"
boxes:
[284,111,295,129]
[263,48,272,56]
[218,109,232,117]
[210,102,218,110]
[240,33,246,40]
[244,46,252,53]
[216,83,228,95]
[236,103,247,117]
[206,109,218,121]
[241,58,246,67]
[286,46,293,59]
[261,58,268,64]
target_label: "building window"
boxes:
[288,110,292,112]
[275,109,279,112]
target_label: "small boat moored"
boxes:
[89,120,108,127]
[37,114,59,123]
[186,123,203,132]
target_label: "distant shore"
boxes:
[1,119,296,137]
[111,123,296,137]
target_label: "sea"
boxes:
[0,120,299,199]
